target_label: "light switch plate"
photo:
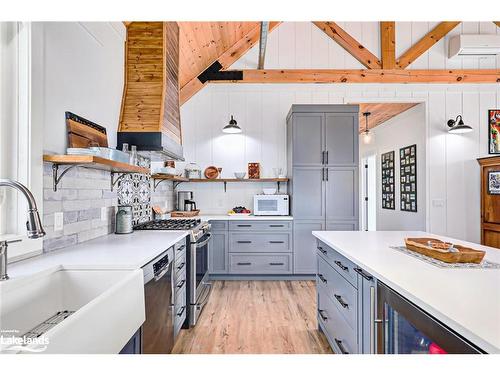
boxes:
[101,207,107,221]
[54,212,63,231]
[432,199,445,208]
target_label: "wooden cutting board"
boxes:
[66,111,108,148]
[170,210,200,217]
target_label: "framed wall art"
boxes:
[381,151,395,209]
[400,144,417,212]
[489,109,500,155]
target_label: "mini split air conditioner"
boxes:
[448,34,500,58]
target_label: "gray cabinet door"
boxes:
[292,113,324,166]
[325,113,358,166]
[292,167,325,220]
[209,232,228,274]
[293,220,324,274]
[325,167,359,223]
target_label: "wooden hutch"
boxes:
[477,156,500,249]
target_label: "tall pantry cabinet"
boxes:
[287,105,360,274]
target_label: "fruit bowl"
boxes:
[228,206,251,215]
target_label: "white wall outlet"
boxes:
[432,199,445,208]
[101,207,107,221]
[54,212,64,231]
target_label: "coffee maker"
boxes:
[177,191,197,212]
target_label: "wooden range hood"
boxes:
[118,22,184,160]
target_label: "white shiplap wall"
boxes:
[180,22,500,243]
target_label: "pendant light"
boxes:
[362,112,373,145]
[222,115,242,134]
[447,115,473,134]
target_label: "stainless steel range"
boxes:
[134,218,212,327]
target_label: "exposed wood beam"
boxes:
[397,22,461,69]
[180,22,280,105]
[494,21,500,28]
[258,21,270,69]
[209,69,500,84]
[380,22,396,69]
[313,22,381,69]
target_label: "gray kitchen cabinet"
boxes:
[325,113,359,166]
[287,105,359,275]
[209,221,229,275]
[290,167,325,220]
[291,113,324,166]
[293,220,324,274]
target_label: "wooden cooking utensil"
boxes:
[204,166,219,179]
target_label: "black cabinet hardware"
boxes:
[318,309,328,321]
[334,339,349,354]
[317,246,327,255]
[269,225,284,227]
[269,241,285,244]
[177,245,185,251]
[176,280,186,288]
[269,262,284,266]
[334,260,348,271]
[176,306,186,317]
[176,262,185,271]
[237,262,252,266]
[334,294,349,309]
[237,240,252,244]
[354,267,373,281]
[237,224,252,227]
[318,274,327,283]
[325,151,329,164]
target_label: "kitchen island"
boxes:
[312,231,500,354]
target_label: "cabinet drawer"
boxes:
[229,232,291,253]
[317,257,358,331]
[229,221,291,231]
[174,302,186,337]
[174,256,187,277]
[174,270,187,301]
[229,253,292,274]
[318,284,358,354]
[317,240,357,287]
[175,241,187,262]
[210,220,228,231]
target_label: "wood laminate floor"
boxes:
[172,280,333,354]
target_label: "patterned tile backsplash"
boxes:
[42,160,175,253]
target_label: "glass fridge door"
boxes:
[377,282,482,354]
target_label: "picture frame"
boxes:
[381,151,395,210]
[399,144,417,212]
[489,109,500,155]
[488,171,500,195]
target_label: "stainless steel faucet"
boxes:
[0,179,46,281]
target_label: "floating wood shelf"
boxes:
[43,155,150,192]
[151,174,189,191]
[187,178,289,192]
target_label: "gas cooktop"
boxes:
[134,219,202,231]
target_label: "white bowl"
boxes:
[262,188,277,195]
[234,172,246,179]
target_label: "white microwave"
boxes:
[253,194,289,216]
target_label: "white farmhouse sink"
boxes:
[0,266,145,354]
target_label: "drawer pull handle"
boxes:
[269,225,284,227]
[334,339,349,354]
[269,262,284,266]
[237,225,252,227]
[354,267,373,281]
[237,241,252,244]
[177,280,186,289]
[318,309,328,321]
[269,241,284,244]
[334,294,349,309]
[334,260,348,272]
[176,306,186,317]
[176,262,185,271]
[318,274,327,283]
[177,245,186,251]
[317,246,327,255]
[237,262,252,266]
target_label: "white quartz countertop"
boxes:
[198,214,293,221]
[8,231,189,279]
[312,231,500,353]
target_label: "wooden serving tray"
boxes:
[404,238,485,264]
[170,210,200,217]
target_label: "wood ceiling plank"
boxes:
[357,103,419,131]
[380,22,396,69]
[397,22,461,69]
[211,69,500,84]
[313,21,381,69]
[494,21,500,28]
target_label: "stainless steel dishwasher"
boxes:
[142,247,175,354]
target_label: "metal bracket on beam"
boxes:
[197,61,243,83]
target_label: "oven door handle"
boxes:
[195,233,212,248]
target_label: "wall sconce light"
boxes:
[222,115,242,134]
[447,115,473,134]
